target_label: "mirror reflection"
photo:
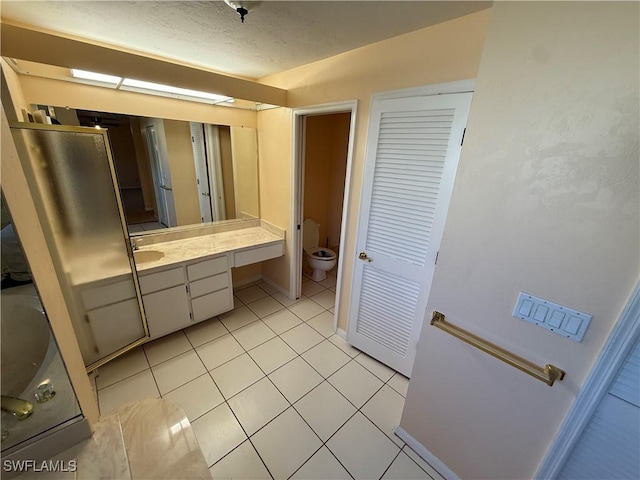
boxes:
[51,106,259,234]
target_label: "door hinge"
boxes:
[186,285,189,293]
[461,128,466,146]
[435,251,439,265]
[297,224,301,230]
[189,312,193,320]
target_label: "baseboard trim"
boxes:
[394,426,460,480]
[260,276,292,298]
[336,328,347,339]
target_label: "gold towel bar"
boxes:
[430,311,565,387]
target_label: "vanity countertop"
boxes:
[135,226,284,272]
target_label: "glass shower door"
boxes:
[10,123,148,369]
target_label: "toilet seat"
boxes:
[306,246,336,261]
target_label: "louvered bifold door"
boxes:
[558,339,640,479]
[347,93,472,376]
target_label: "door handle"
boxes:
[201,192,211,197]
[358,251,372,262]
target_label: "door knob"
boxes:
[358,251,372,262]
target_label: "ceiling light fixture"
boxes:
[121,78,233,103]
[71,69,121,85]
[223,0,261,23]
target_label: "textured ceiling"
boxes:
[1,1,491,79]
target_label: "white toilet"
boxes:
[303,218,337,282]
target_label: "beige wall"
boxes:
[258,10,491,309]
[400,3,639,479]
[163,120,201,226]
[304,113,350,248]
[19,75,257,128]
[231,126,260,219]
[1,59,29,120]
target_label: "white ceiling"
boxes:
[1,1,491,79]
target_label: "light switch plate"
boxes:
[513,292,592,342]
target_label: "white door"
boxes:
[347,92,472,376]
[146,125,173,226]
[557,338,640,479]
[190,122,213,223]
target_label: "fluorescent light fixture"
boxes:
[71,69,122,84]
[121,78,232,103]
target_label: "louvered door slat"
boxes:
[348,91,472,376]
[609,340,640,407]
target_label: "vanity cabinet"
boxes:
[78,278,146,364]
[139,267,191,339]
[187,256,234,322]
[138,254,233,339]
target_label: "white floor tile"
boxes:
[310,289,335,310]
[151,350,207,395]
[210,353,265,399]
[281,323,325,354]
[231,320,276,350]
[98,370,159,415]
[388,372,410,397]
[271,292,303,307]
[382,451,431,480]
[317,275,337,289]
[302,340,351,378]
[209,440,271,480]
[328,334,360,358]
[294,381,356,442]
[291,446,351,480]
[196,333,244,371]
[288,299,325,321]
[183,317,228,347]
[248,337,298,374]
[328,360,383,407]
[301,280,325,297]
[192,403,247,467]
[252,407,322,480]
[261,309,303,334]
[162,373,223,421]
[228,378,288,436]
[403,445,445,480]
[327,412,400,480]
[246,296,284,318]
[269,357,323,403]
[362,385,406,446]
[96,347,149,389]
[306,310,336,338]
[234,285,269,304]
[143,331,192,366]
[355,353,396,382]
[329,286,336,293]
[219,305,259,331]
[329,306,335,313]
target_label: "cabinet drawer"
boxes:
[191,288,233,322]
[189,272,230,298]
[234,243,284,267]
[187,256,228,281]
[81,278,136,310]
[138,267,185,295]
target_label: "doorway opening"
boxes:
[291,101,358,335]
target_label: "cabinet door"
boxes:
[191,288,233,322]
[143,285,191,339]
[86,299,145,361]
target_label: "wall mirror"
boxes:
[50,106,260,235]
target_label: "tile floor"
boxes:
[127,221,167,233]
[94,272,443,480]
